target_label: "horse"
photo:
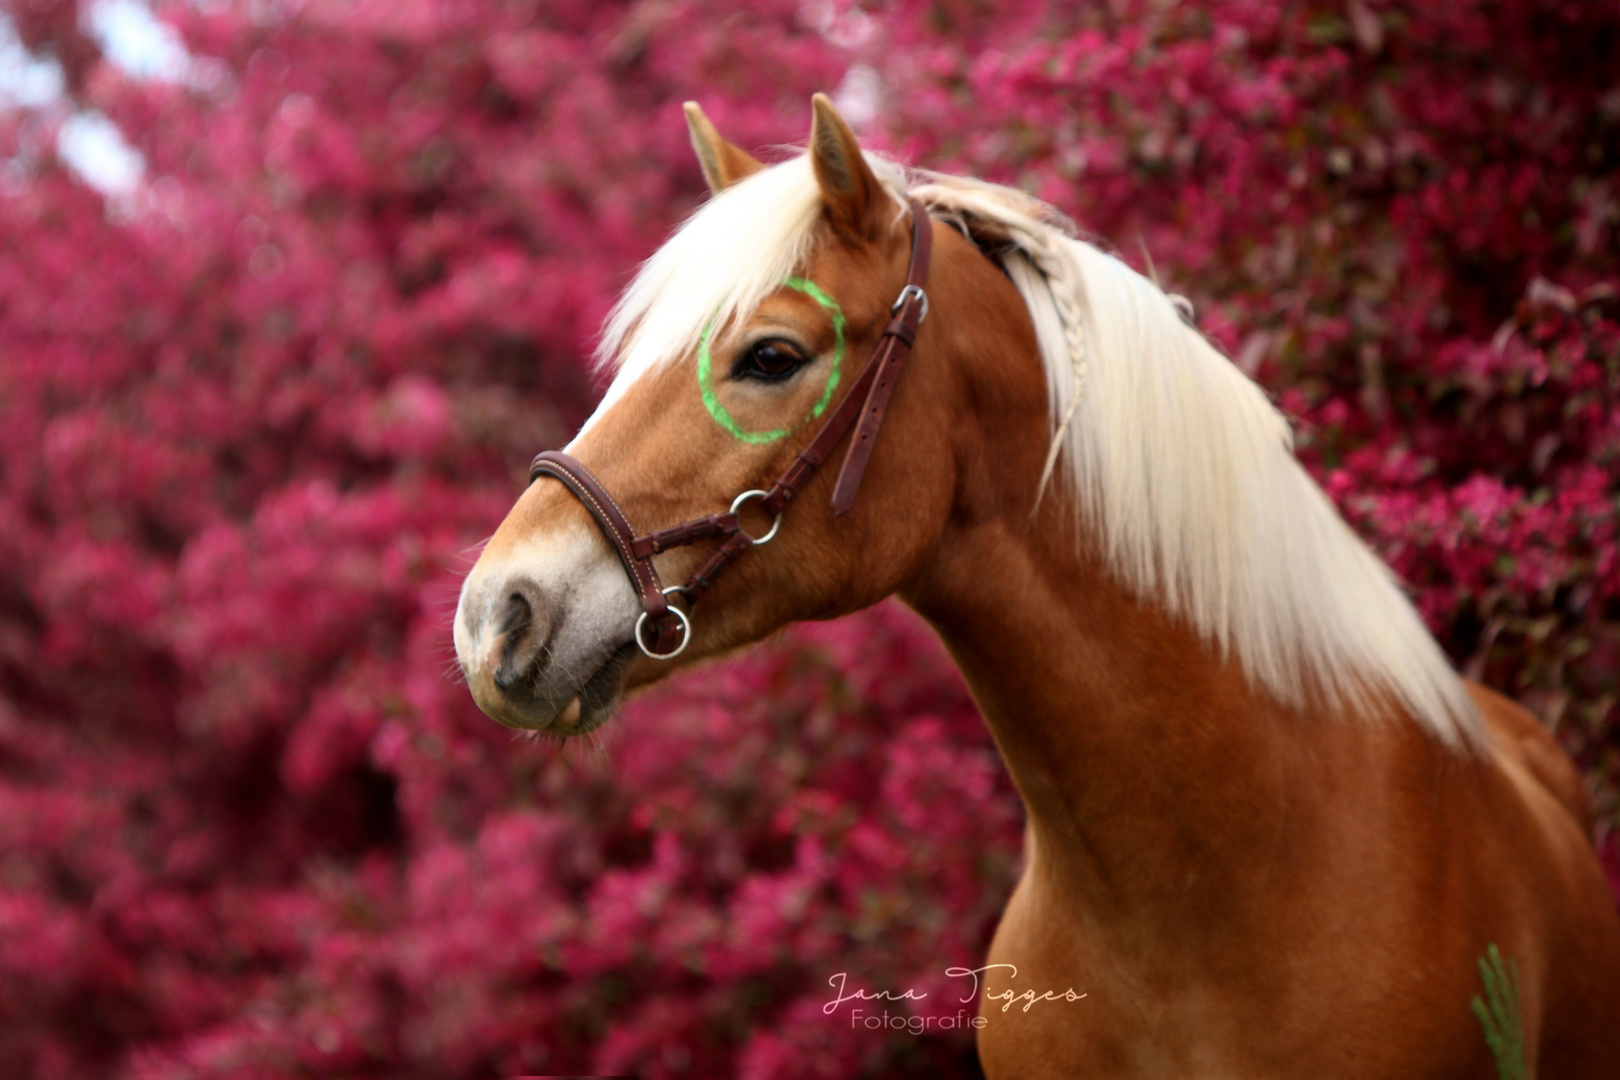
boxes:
[453,94,1620,1077]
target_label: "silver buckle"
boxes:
[890,283,928,323]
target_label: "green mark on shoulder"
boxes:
[696,277,846,444]
[1471,943,1527,1080]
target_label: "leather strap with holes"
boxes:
[527,199,933,657]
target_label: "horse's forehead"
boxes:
[796,237,905,313]
[578,274,843,437]
[591,221,909,422]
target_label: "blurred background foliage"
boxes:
[0,0,1615,1076]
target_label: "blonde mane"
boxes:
[594,153,1482,748]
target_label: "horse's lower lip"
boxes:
[555,641,635,735]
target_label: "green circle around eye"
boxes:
[696,277,846,444]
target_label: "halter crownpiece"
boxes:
[528,197,934,659]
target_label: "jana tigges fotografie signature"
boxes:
[822,965,1088,1018]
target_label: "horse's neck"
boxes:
[892,247,1390,927]
[904,504,1318,918]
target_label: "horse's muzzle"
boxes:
[454,520,641,733]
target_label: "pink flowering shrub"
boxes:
[0,0,1615,1076]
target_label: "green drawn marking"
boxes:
[695,277,846,444]
[1471,943,1527,1080]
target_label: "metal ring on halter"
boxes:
[728,490,782,545]
[891,283,928,323]
[635,586,691,660]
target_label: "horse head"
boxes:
[454,96,1043,734]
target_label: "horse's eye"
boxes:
[735,339,808,382]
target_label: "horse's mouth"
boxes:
[549,640,636,736]
[473,636,635,736]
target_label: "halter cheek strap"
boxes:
[529,198,934,659]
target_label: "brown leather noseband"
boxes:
[529,198,934,659]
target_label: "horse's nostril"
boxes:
[492,584,550,693]
[498,591,532,635]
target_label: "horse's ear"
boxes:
[684,102,764,194]
[809,92,883,240]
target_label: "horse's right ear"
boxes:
[684,102,764,194]
[809,92,884,240]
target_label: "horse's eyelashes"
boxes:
[733,339,808,382]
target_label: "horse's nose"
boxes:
[457,576,556,717]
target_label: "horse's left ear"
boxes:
[809,92,884,240]
[684,102,764,194]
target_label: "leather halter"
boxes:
[529,198,934,658]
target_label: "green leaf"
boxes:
[1470,943,1527,1080]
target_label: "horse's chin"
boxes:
[546,696,612,737]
